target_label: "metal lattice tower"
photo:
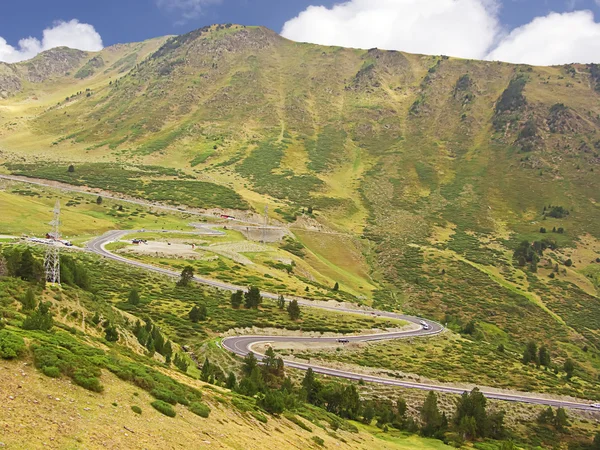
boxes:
[261,204,269,243]
[44,200,61,285]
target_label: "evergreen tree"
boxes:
[174,353,189,372]
[397,398,407,419]
[537,406,555,424]
[244,286,262,309]
[226,371,237,390]
[128,289,140,305]
[189,305,203,323]
[177,266,194,287]
[242,352,258,376]
[593,432,600,450]
[258,389,285,415]
[163,341,173,364]
[96,196,103,205]
[564,359,576,379]
[200,358,211,382]
[21,288,37,311]
[333,282,339,291]
[420,391,444,438]
[68,164,75,173]
[554,407,569,431]
[301,368,321,405]
[277,294,286,309]
[538,345,551,367]
[230,290,243,309]
[22,302,54,331]
[522,341,538,364]
[287,299,301,320]
[104,324,119,342]
[16,249,43,283]
[453,388,489,439]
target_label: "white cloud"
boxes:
[156,0,222,21]
[488,10,600,65]
[281,0,600,65]
[281,0,501,60]
[0,20,103,63]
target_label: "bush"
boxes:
[189,401,211,418]
[73,368,104,392]
[312,436,325,447]
[151,388,179,405]
[0,330,26,359]
[131,405,142,414]
[42,366,61,378]
[252,411,268,423]
[151,400,176,417]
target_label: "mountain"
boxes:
[1,24,600,404]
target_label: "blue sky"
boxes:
[0,0,598,47]
[1,0,600,65]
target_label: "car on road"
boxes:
[337,339,350,344]
[592,403,600,408]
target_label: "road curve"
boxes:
[87,230,600,412]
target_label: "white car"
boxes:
[591,403,600,408]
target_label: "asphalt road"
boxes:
[87,230,600,412]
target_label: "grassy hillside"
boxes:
[0,25,600,446]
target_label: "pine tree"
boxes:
[177,266,194,287]
[68,164,75,173]
[593,431,600,450]
[301,368,321,405]
[522,341,538,364]
[564,359,575,380]
[230,290,243,309]
[333,282,339,291]
[104,322,119,342]
[128,289,140,305]
[163,341,173,364]
[174,353,189,372]
[226,371,237,390]
[538,345,551,367]
[287,299,301,320]
[242,352,258,376]
[554,407,569,431]
[189,305,202,323]
[96,196,103,205]
[21,288,37,311]
[244,286,262,309]
[277,294,286,309]
[200,358,211,382]
[22,302,54,331]
[420,391,443,438]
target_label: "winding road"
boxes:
[87,230,600,412]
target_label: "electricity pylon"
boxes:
[44,200,61,285]
[261,204,268,243]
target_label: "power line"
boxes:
[44,199,61,285]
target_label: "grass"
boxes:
[0,185,196,238]
[5,163,249,210]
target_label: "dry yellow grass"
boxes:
[0,359,449,450]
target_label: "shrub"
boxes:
[151,400,176,417]
[0,330,26,359]
[252,411,268,423]
[42,366,61,378]
[312,436,325,447]
[151,388,178,405]
[131,405,142,414]
[189,401,211,418]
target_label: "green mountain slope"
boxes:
[1,24,600,394]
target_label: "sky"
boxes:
[1,0,600,65]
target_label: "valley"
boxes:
[1,23,600,449]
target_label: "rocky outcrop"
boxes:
[20,47,88,83]
[0,62,22,97]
